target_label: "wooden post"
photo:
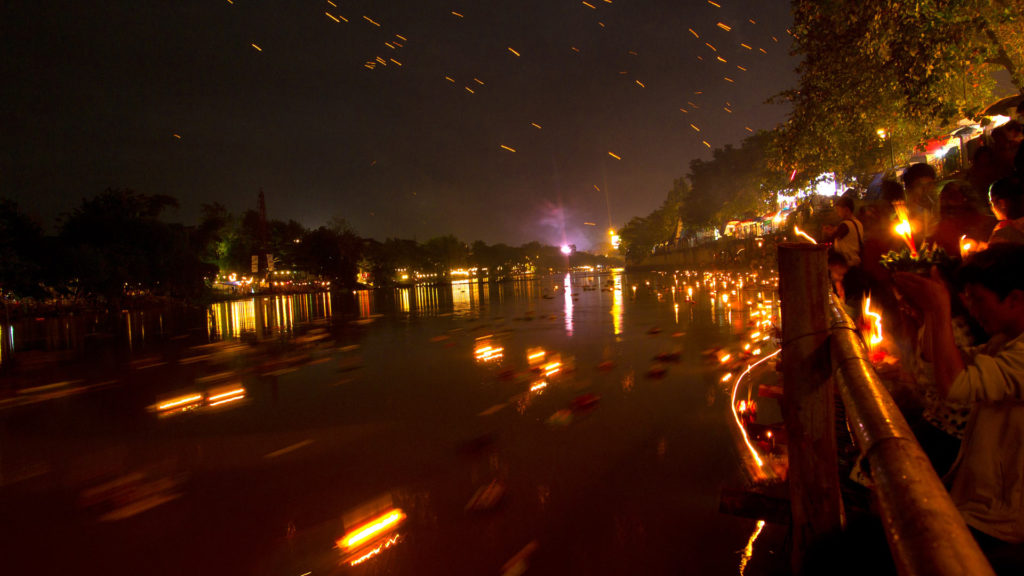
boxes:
[778,243,844,573]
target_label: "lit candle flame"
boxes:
[862,294,883,349]
[959,235,977,259]
[891,201,919,258]
[793,226,817,244]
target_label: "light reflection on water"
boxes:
[0,269,785,574]
[612,273,623,335]
[207,292,334,341]
[564,273,574,336]
[0,270,773,365]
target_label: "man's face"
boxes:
[962,283,1015,336]
[989,192,1008,221]
[910,177,935,199]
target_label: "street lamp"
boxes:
[877,128,895,172]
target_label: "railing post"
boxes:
[778,242,844,573]
[828,296,995,576]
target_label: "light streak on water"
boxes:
[738,520,766,575]
[729,349,781,473]
[337,509,405,552]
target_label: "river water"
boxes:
[0,270,787,575]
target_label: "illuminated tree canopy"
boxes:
[772,0,1023,187]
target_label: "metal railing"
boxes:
[827,294,994,576]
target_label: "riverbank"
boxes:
[628,236,780,271]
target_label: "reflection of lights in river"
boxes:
[452,279,475,315]
[474,343,504,363]
[543,360,562,378]
[612,272,623,336]
[350,534,401,566]
[155,393,202,414]
[398,287,411,313]
[337,508,406,553]
[738,520,766,575]
[527,347,546,366]
[207,386,245,407]
[357,290,372,318]
[564,273,573,335]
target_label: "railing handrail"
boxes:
[827,294,994,576]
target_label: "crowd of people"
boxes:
[819,107,1024,573]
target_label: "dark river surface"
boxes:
[0,271,788,575]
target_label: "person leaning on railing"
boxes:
[893,244,1024,574]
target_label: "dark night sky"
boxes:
[1,0,797,249]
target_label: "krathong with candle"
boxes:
[880,242,954,274]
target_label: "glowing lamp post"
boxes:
[877,128,895,172]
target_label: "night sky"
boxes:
[1,0,796,249]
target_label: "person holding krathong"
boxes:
[893,245,1024,571]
